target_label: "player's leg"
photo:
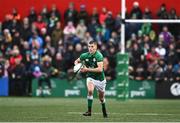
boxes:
[98,90,108,118]
[83,78,95,116]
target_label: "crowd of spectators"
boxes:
[0,2,179,96]
[127,2,180,83]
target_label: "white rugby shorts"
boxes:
[86,77,106,92]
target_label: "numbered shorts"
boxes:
[86,77,106,92]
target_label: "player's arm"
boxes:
[75,52,87,65]
[74,58,81,65]
[81,61,103,73]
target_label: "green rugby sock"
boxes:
[87,96,93,112]
[101,103,106,109]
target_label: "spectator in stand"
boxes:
[164,63,175,82]
[103,57,110,80]
[142,42,150,56]
[22,49,32,96]
[9,47,22,69]
[11,18,22,34]
[114,13,121,31]
[101,23,111,43]
[155,43,166,59]
[174,68,180,82]
[130,1,142,19]
[56,40,64,54]
[11,8,21,21]
[34,15,46,33]
[29,31,44,55]
[30,59,41,79]
[143,35,154,48]
[48,13,59,34]
[77,4,89,25]
[133,56,147,80]
[175,38,180,57]
[0,52,9,77]
[36,55,58,96]
[51,22,63,48]
[63,43,75,73]
[146,46,160,65]
[88,18,100,40]
[95,27,103,45]
[76,20,87,41]
[74,43,83,60]
[141,22,151,36]
[91,7,99,24]
[30,49,39,61]
[130,43,143,69]
[12,29,21,47]
[28,7,37,24]
[9,58,26,96]
[105,11,114,31]
[2,14,13,30]
[20,17,32,41]
[43,35,55,56]
[49,4,61,20]
[126,33,137,51]
[40,28,48,44]
[63,21,76,44]
[168,8,179,37]
[168,8,178,19]
[157,3,168,19]
[82,32,93,44]
[136,31,144,51]
[143,7,152,19]
[40,6,49,25]
[154,65,164,82]
[173,60,180,74]
[166,43,178,65]
[157,4,169,30]
[125,17,141,39]
[154,59,167,82]
[99,7,107,25]
[160,26,172,47]
[3,29,12,48]
[21,41,31,64]
[109,31,120,46]
[64,2,78,25]
[52,52,65,73]
[146,47,160,80]
[100,43,108,57]
[106,46,117,80]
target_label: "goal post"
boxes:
[116,0,180,100]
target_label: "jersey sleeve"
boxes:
[96,52,103,62]
[80,53,87,61]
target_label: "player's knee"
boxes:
[88,90,93,96]
[99,98,105,103]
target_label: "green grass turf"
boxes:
[0,97,180,122]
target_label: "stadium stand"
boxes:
[0,1,179,96]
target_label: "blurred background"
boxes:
[0,0,179,99]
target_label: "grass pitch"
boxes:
[0,97,180,122]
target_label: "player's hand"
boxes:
[80,66,88,73]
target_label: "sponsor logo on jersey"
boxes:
[93,58,96,62]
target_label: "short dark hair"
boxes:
[88,40,98,45]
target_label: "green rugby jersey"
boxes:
[80,50,105,81]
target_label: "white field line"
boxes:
[68,112,176,116]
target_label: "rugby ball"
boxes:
[73,63,83,73]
